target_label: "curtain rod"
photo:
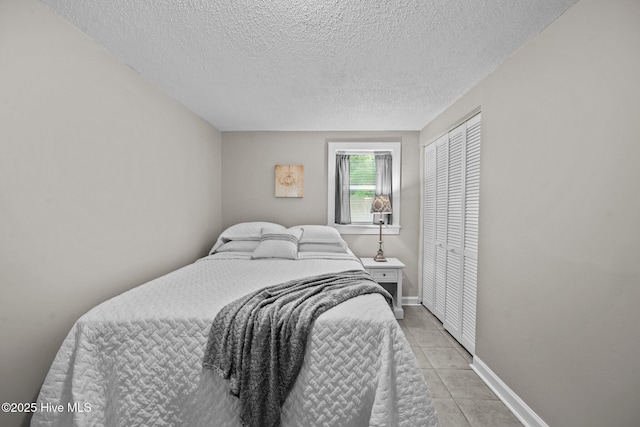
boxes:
[335,150,392,154]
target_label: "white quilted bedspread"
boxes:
[32,254,438,427]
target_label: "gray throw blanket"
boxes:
[202,269,392,427]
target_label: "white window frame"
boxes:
[327,142,401,235]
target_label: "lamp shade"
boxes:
[370,195,392,214]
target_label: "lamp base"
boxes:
[373,249,387,262]
[374,220,387,262]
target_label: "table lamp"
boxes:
[370,194,392,262]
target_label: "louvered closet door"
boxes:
[422,143,437,311]
[433,136,448,321]
[460,114,481,354]
[443,124,464,338]
[422,112,481,356]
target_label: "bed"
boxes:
[32,223,438,427]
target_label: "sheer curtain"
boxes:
[335,154,351,224]
[375,152,393,224]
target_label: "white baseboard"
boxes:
[402,296,420,306]
[471,356,549,427]
[472,357,548,427]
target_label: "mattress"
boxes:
[32,252,438,426]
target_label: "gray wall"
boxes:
[221,131,422,297]
[0,1,223,426]
[420,0,640,425]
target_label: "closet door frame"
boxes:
[420,110,481,355]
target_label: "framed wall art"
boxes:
[275,164,304,198]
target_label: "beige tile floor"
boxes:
[398,305,523,427]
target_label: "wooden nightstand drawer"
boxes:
[369,269,398,282]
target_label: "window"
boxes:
[327,142,401,234]
[348,154,377,222]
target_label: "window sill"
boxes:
[331,224,401,235]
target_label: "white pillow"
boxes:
[290,225,349,252]
[219,222,285,241]
[252,228,303,260]
[209,222,285,254]
[298,242,348,253]
[214,240,260,253]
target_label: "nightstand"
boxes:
[359,257,405,319]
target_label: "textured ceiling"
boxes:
[42,0,577,131]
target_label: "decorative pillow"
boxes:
[219,222,285,241]
[214,240,260,253]
[298,242,348,253]
[290,225,349,253]
[251,228,303,260]
[209,222,285,254]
